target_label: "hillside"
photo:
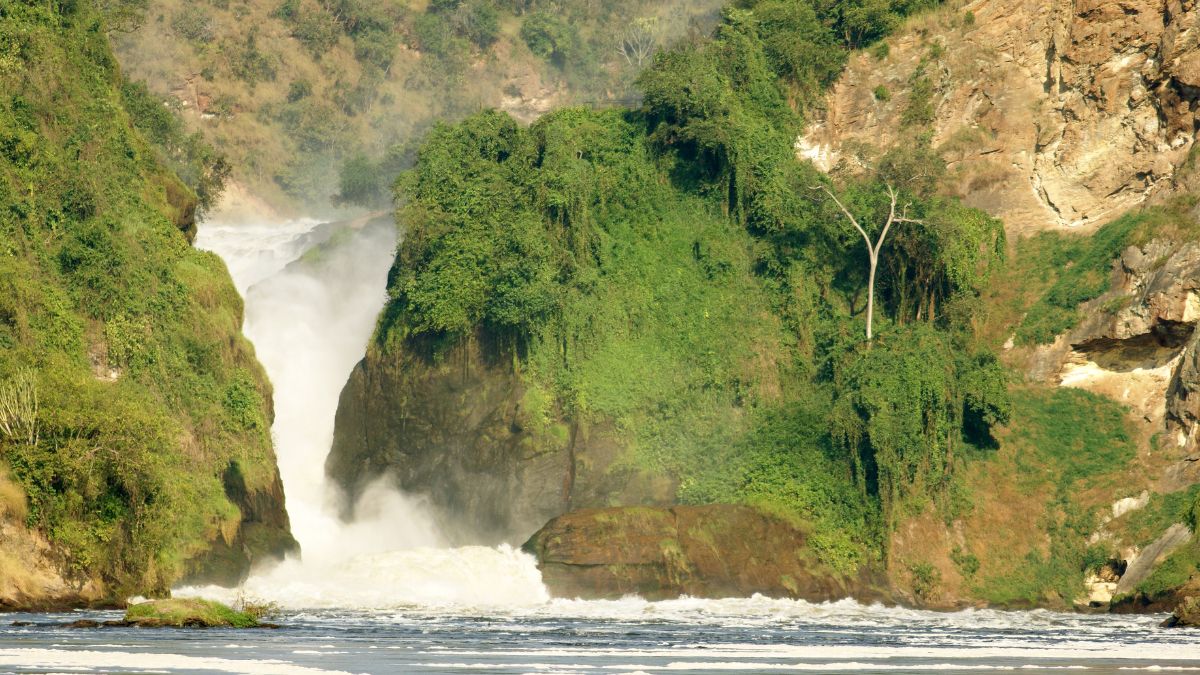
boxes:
[327,0,1011,589]
[0,0,293,608]
[329,0,1200,612]
[108,0,725,214]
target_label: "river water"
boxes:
[3,217,1194,674]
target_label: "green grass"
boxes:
[1004,388,1134,492]
[1016,199,1200,345]
[124,598,259,628]
[967,387,1134,606]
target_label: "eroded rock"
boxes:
[1163,595,1200,627]
[327,334,674,545]
[801,0,1200,236]
[522,505,889,601]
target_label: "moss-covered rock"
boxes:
[523,504,891,601]
[1162,596,1200,628]
[123,599,260,628]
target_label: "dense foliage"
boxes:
[0,0,289,596]
[375,0,1015,573]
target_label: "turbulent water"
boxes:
[3,216,1196,674]
[1,601,1199,673]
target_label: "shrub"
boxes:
[171,6,216,43]
[291,7,340,57]
[520,11,576,66]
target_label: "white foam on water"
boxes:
[0,648,362,675]
[188,214,550,611]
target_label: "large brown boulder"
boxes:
[522,505,889,602]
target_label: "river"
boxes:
[0,216,1193,674]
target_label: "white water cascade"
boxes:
[182,214,548,610]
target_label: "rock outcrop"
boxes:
[1163,595,1200,626]
[327,335,674,545]
[800,0,1200,235]
[1031,237,1200,488]
[523,505,888,601]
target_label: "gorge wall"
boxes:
[0,2,294,608]
[323,1,1200,612]
[799,0,1200,235]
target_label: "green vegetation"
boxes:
[113,0,727,209]
[0,1,289,597]
[374,0,1020,574]
[124,598,260,628]
[1016,197,1200,345]
[1112,485,1200,602]
[1134,542,1200,601]
[969,387,1135,605]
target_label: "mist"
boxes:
[186,213,547,609]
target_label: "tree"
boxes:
[96,0,149,33]
[814,183,921,340]
[617,18,658,69]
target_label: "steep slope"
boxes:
[0,0,294,607]
[328,2,1015,601]
[792,0,1200,611]
[799,0,1200,235]
[109,0,724,212]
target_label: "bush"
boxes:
[353,27,398,69]
[171,6,216,43]
[227,31,277,87]
[291,8,340,56]
[452,0,500,49]
[520,11,576,66]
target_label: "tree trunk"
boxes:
[866,255,878,340]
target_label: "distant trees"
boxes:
[520,11,577,66]
[96,0,149,33]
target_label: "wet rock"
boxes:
[1162,596,1200,627]
[523,504,889,602]
[327,332,674,545]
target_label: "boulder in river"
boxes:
[522,504,889,601]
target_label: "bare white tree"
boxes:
[814,183,923,340]
[617,18,659,69]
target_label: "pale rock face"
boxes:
[801,0,1200,235]
[1031,238,1200,489]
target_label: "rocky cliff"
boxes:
[799,0,1200,235]
[328,334,674,545]
[0,1,294,608]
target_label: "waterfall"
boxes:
[182,214,548,610]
